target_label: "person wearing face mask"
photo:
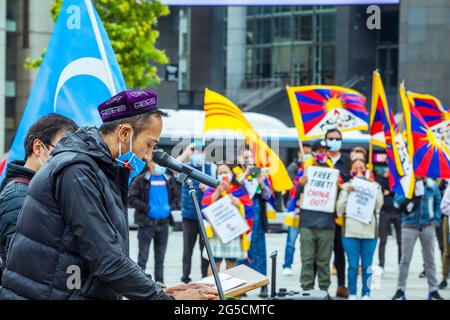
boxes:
[176,141,215,284]
[201,164,254,274]
[0,114,78,282]
[0,90,217,300]
[336,159,383,300]
[233,147,274,298]
[128,159,180,283]
[392,177,444,301]
[288,139,342,297]
[325,128,350,299]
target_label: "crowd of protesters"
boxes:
[0,90,448,300]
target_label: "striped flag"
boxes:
[402,84,450,178]
[371,71,414,198]
[286,85,369,139]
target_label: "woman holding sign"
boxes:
[233,147,274,298]
[201,164,254,274]
[336,159,383,300]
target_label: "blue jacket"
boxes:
[394,179,441,228]
[181,163,214,220]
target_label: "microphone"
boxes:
[153,150,220,188]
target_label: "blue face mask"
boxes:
[191,153,203,167]
[154,164,166,176]
[115,133,146,183]
[326,139,342,152]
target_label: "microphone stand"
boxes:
[176,166,225,300]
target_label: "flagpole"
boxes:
[368,70,378,173]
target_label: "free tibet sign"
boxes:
[301,166,339,213]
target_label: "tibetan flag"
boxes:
[286,85,369,139]
[408,92,450,151]
[204,89,293,192]
[2,0,125,177]
[372,72,414,198]
[402,84,450,178]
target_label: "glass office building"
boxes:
[244,5,336,88]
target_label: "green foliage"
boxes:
[26,0,170,89]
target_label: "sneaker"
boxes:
[348,294,357,300]
[439,280,448,290]
[419,270,426,278]
[374,266,384,276]
[282,268,293,276]
[336,286,349,298]
[428,291,444,300]
[361,295,371,300]
[392,289,407,300]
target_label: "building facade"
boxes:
[0,0,53,153]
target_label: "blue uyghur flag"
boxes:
[7,0,126,163]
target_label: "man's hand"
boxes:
[164,283,215,295]
[167,284,218,300]
[347,185,356,193]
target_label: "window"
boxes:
[255,48,272,79]
[181,33,188,55]
[319,14,335,43]
[255,18,272,44]
[294,15,313,41]
[292,45,312,85]
[272,46,291,78]
[246,19,254,45]
[273,17,291,43]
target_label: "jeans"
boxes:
[283,226,300,269]
[342,237,378,296]
[137,223,169,283]
[397,226,438,292]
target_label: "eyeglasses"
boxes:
[326,138,342,141]
[42,142,56,152]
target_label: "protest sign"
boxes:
[202,195,250,245]
[345,178,378,224]
[301,166,339,213]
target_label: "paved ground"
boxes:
[129,229,450,300]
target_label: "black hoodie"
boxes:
[0,127,172,300]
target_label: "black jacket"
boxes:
[128,172,180,227]
[333,153,351,183]
[378,174,398,214]
[0,161,35,273]
[0,127,172,300]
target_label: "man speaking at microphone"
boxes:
[0,90,217,300]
